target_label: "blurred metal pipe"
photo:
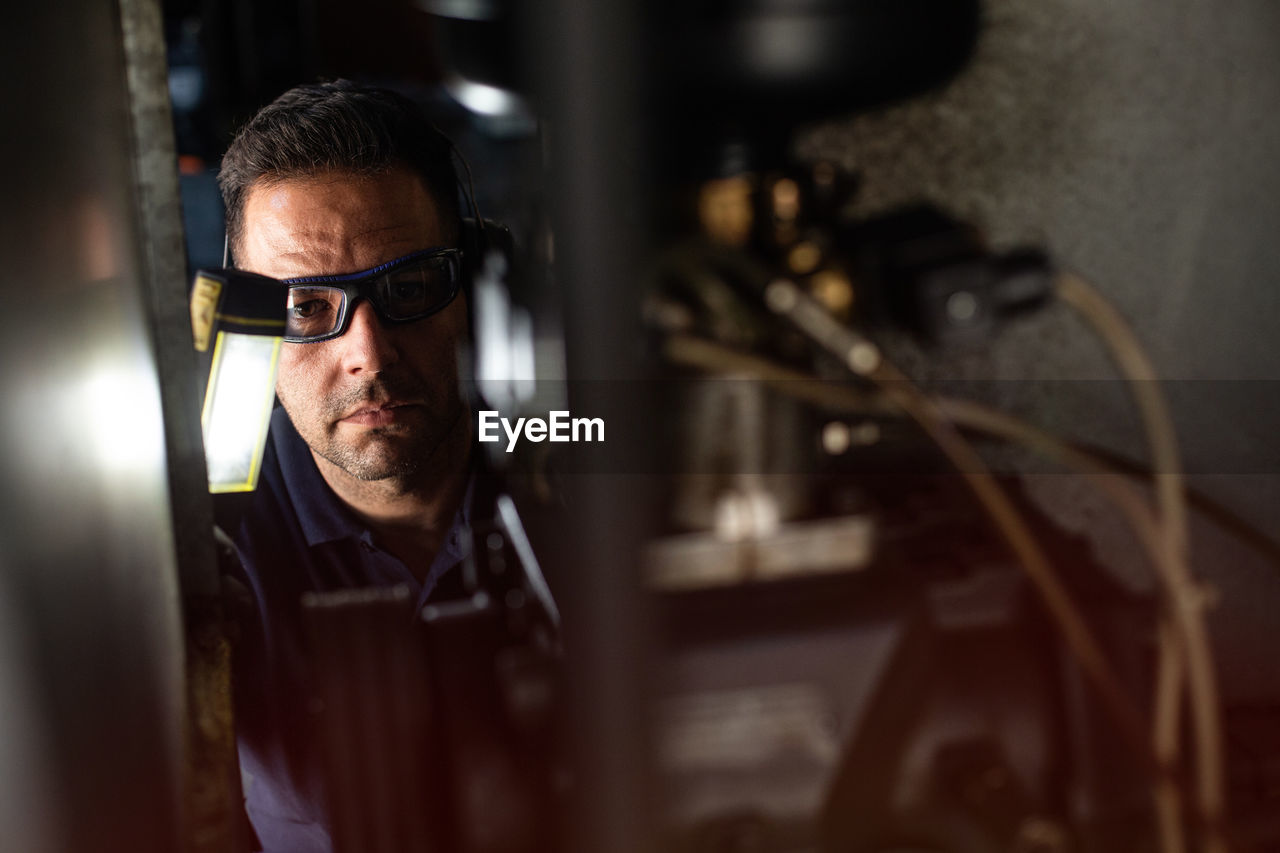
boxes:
[119,0,219,602]
[529,1,656,852]
[0,1,202,850]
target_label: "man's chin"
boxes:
[318,435,425,482]
[308,402,469,483]
[330,453,421,482]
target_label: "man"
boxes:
[217,80,479,852]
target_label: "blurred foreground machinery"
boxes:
[641,171,1162,851]
[9,2,1280,853]
[484,1,1280,851]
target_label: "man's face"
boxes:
[237,167,469,483]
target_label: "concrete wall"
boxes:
[798,0,1280,700]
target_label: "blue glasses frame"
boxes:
[280,247,463,343]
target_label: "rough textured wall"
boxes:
[797,0,1280,699]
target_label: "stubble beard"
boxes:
[316,424,426,482]
[293,373,466,485]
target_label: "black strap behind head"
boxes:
[449,138,503,288]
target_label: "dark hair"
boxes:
[218,80,461,260]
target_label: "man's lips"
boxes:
[338,402,421,427]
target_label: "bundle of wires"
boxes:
[662,269,1237,853]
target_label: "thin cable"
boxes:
[761,280,1171,785]
[663,335,1165,558]
[1055,272,1187,559]
[663,331,1220,846]
[1154,618,1190,853]
[449,140,486,231]
[1056,271,1226,853]
[949,377,1189,853]
[665,332,1280,575]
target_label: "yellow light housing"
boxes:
[190,269,286,493]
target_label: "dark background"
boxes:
[161,0,1280,701]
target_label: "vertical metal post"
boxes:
[532,2,656,852]
[119,2,244,851]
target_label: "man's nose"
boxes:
[337,300,399,374]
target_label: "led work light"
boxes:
[190,268,286,493]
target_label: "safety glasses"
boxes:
[281,247,462,343]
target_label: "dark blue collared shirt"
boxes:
[222,406,472,853]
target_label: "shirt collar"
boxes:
[271,406,364,547]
